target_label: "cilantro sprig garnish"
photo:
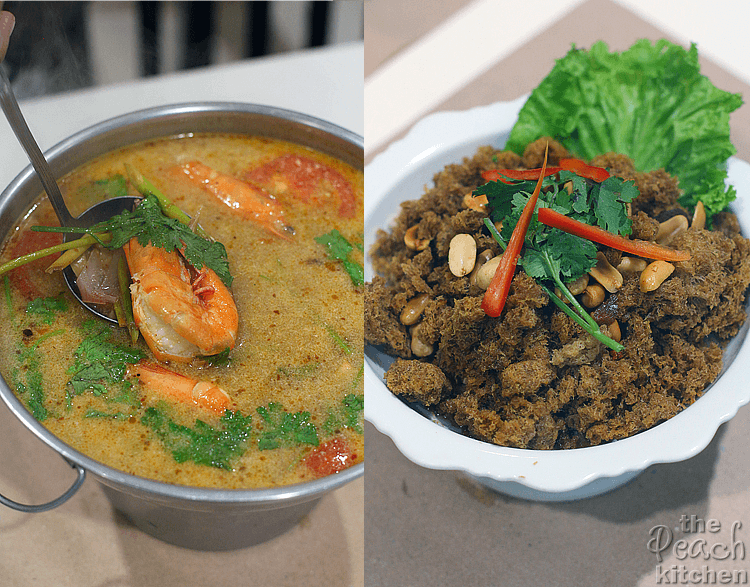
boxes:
[480,171,638,351]
[22,191,233,288]
[88,194,233,287]
[324,393,364,435]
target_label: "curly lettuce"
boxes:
[506,40,743,219]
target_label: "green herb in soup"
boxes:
[315,229,364,286]
[141,406,253,470]
[26,294,68,325]
[0,133,363,488]
[256,402,319,450]
[66,320,145,406]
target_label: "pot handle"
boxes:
[0,457,86,513]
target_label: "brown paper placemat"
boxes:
[365,1,750,586]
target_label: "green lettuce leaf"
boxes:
[506,40,743,218]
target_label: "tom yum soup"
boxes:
[0,133,364,489]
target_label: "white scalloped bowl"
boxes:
[365,97,750,501]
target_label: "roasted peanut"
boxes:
[463,192,488,212]
[554,287,570,304]
[400,293,431,326]
[640,260,674,292]
[448,234,477,277]
[404,225,430,251]
[475,254,503,290]
[617,256,648,274]
[602,320,621,343]
[410,324,433,357]
[588,252,623,293]
[691,201,706,230]
[655,215,688,245]
[582,284,606,308]
[566,273,589,296]
[469,249,495,287]
[554,274,588,303]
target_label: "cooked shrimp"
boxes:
[127,360,231,414]
[174,161,291,239]
[123,237,238,363]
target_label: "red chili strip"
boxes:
[481,147,549,317]
[537,207,691,262]
[481,166,561,184]
[558,158,610,182]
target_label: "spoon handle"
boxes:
[0,67,77,227]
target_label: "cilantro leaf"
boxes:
[13,349,48,421]
[594,177,638,235]
[315,230,363,286]
[141,407,253,469]
[476,179,530,222]
[26,294,68,325]
[256,402,319,450]
[546,229,598,279]
[67,323,146,400]
[324,393,364,435]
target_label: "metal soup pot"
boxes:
[0,102,364,551]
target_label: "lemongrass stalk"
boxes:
[0,233,111,277]
[125,163,211,239]
[113,300,126,328]
[46,243,92,273]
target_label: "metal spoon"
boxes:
[0,11,138,324]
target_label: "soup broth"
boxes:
[0,133,364,489]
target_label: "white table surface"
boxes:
[1,41,363,191]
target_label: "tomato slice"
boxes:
[7,228,63,299]
[245,154,356,218]
[305,437,356,478]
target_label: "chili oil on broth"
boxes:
[0,133,364,489]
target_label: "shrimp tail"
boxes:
[174,161,293,240]
[127,360,231,414]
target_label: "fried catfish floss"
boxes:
[123,234,239,364]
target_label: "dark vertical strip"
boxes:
[184,1,214,69]
[139,1,160,76]
[246,1,269,58]
[309,1,329,47]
